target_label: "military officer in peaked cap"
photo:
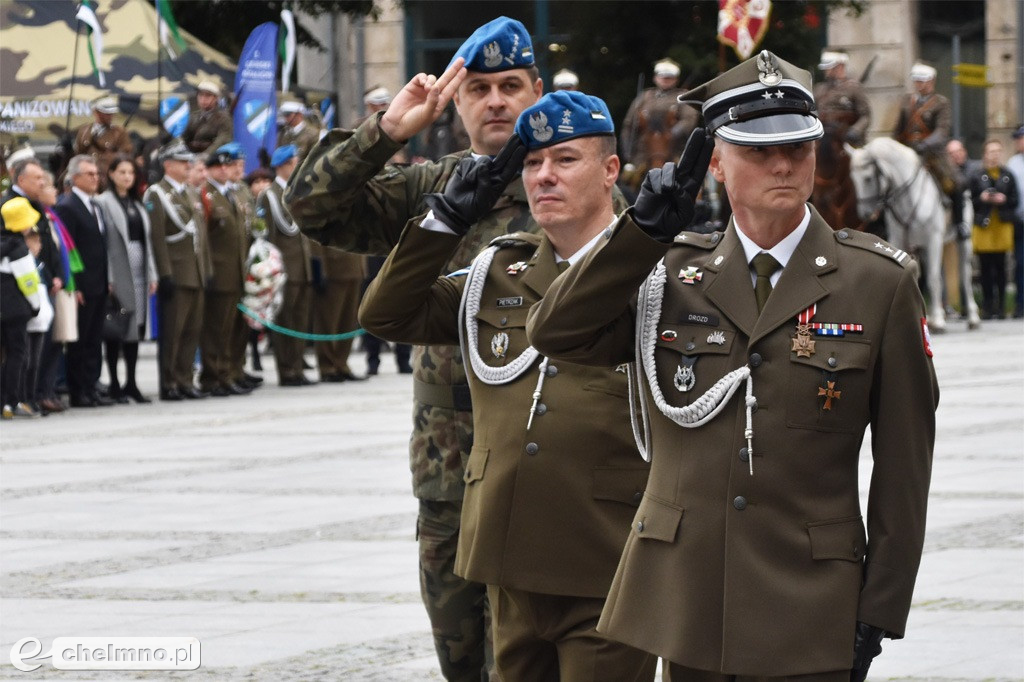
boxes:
[146,139,212,401]
[528,50,938,681]
[361,90,654,681]
[283,16,550,680]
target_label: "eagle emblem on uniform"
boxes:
[674,363,696,392]
[483,41,503,68]
[491,332,509,359]
[530,111,553,143]
[757,50,782,86]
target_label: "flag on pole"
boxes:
[75,0,105,87]
[156,0,187,58]
[717,0,772,61]
[279,8,297,92]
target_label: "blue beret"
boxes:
[270,145,297,167]
[515,91,614,150]
[215,142,245,160]
[450,16,534,73]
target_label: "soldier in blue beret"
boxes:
[283,16,550,681]
[360,91,655,680]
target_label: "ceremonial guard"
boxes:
[73,96,133,187]
[620,59,698,185]
[146,140,212,400]
[183,81,234,155]
[278,100,320,163]
[813,50,871,145]
[259,144,316,386]
[529,51,938,681]
[198,146,250,397]
[894,62,955,194]
[361,90,654,682]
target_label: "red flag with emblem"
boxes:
[717,0,772,60]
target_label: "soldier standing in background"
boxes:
[73,96,133,189]
[813,50,871,145]
[894,62,955,194]
[146,140,211,401]
[552,69,579,91]
[278,100,320,164]
[286,16,546,681]
[183,82,234,155]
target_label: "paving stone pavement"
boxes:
[1,319,1022,681]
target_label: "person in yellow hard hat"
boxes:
[1,196,43,419]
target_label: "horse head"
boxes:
[848,143,886,223]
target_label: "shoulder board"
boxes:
[833,229,911,268]
[487,232,542,249]
[671,229,723,250]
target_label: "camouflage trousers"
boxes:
[418,499,499,682]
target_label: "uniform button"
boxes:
[739,447,749,462]
[500,316,508,325]
[535,403,547,415]
[749,353,762,368]
[710,233,721,244]
[546,365,558,377]
[827,356,838,368]
[632,491,643,504]
[685,342,696,351]
[525,442,539,455]
[837,230,850,240]
[733,496,747,510]
[636,520,645,532]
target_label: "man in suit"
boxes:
[183,82,233,155]
[198,147,250,397]
[277,100,319,163]
[73,96,133,187]
[2,158,62,296]
[360,91,655,681]
[55,155,114,407]
[529,51,939,681]
[146,140,212,401]
[258,145,316,386]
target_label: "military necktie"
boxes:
[556,260,570,273]
[751,252,781,313]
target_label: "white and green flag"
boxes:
[156,0,187,58]
[279,8,296,92]
[75,0,104,87]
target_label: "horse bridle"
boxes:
[857,155,928,234]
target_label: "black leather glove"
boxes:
[844,128,863,145]
[850,621,886,682]
[423,133,528,236]
[158,275,176,300]
[631,128,715,243]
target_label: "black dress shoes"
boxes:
[91,393,116,407]
[243,373,264,386]
[226,382,252,395]
[280,376,316,387]
[208,385,231,397]
[182,387,209,399]
[70,394,97,408]
[160,388,184,401]
[337,370,366,382]
[123,385,152,404]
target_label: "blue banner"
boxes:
[320,97,335,130]
[233,22,278,173]
[160,97,189,137]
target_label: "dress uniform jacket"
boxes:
[812,77,871,143]
[73,123,133,179]
[361,224,650,598]
[620,87,698,169]
[527,206,938,676]
[182,109,233,154]
[202,182,247,293]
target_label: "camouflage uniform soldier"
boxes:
[620,59,699,184]
[813,50,871,145]
[894,62,955,194]
[286,17,546,682]
[278,100,320,164]
[73,96,133,187]
[183,82,234,155]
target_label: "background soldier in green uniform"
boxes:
[73,96,133,189]
[278,100,320,164]
[310,238,365,383]
[360,90,655,682]
[146,140,212,401]
[258,144,316,386]
[529,51,938,682]
[286,17,545,681]
[894,62,955,194]
[183,81,234,155]
[813,50,871,145]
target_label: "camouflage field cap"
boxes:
[1,197,41,233]
[158,139,194,163]
[515,90,613,150]
[654,58,681,78]
[92,96,118,114]
[449,16,534,73]
[552,69,579,90]
[679,50,822,147]
[270,145,297,167]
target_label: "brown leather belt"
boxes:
[413,378,473,412]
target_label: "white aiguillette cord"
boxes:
[629,259,757,474]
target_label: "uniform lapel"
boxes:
[520,235,558,299]
[749,208,837,346]
[702,225,759,338]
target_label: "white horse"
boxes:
[848,137,981,332]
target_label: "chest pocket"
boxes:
[786,338,872,434]
[475,306,531,367]
[653,323,736,407]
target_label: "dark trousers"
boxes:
[313,279,360,375]
[666,664,848,682]
[37,333,64,401]
[200,290,244,388]
[1,318,29,407]
[978,251,1008,317]
[363,333,411,372]
[25,331,45,403]
[272,282,312,380]
[67,291,106,398]
[1014,221,1023,312]
[160,286,203,391]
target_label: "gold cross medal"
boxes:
[491,332,509,359]
[817,378,841,411]
[792,304,817,358]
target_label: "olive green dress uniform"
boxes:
[812,77,871,143]
[259,178,314,382]
[73,122,133,181]
[527,207,939,677]
[310,240,364,379]
[278,122,320,164]
[620,87,699,170]
[183,108,234,154]
[145,178,212,393]
[230,180,258,384]
[360,223,655,682]
[894,92,954,192]
[199,180,248,391]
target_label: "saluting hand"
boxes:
[379,58,468,143]
[424,134,528,236]
[632,127,715,244]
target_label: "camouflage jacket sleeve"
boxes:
[359,218,464,345]
[284,111,463,256]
